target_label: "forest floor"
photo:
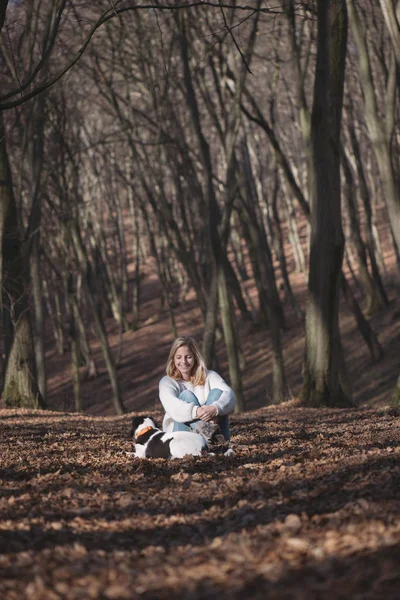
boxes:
[1,405,400,599]
[2,211,400,598]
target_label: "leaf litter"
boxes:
[1,405,400,599]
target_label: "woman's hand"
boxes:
[196,405,218,422]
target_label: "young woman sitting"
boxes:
[158,336,236,443]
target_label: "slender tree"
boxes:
[346,0,400,260]
[378,0,400,69]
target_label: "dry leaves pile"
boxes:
[1,406,400,599]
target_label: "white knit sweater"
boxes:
[159,370,236,432]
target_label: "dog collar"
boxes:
[136,426,153,440]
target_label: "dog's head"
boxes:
[129,416,158,440]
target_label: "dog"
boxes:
[129,416,208,459]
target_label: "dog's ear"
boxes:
[129,416,144,438]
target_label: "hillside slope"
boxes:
[44,249,400,416]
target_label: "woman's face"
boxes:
[174,345,195,381]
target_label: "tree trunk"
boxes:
[230,221,249,281]
[89,221,128,330]
[378,0,400,69]
[236,204,269,326]
[127,184,141,330]
[42,275,64,354]
[31,241,47,401]
[68,275,82,412]
[283,186,306,274]
[70,222,125,415]
[270,167,304,320]
[236,194,287,403]
[0,111,44,408]
[224,256,253,322]
[346,0,400,262]
[218,267,245,412]
[144,214,179,339]
[345,123,389,307]
[302,0,353,408]
[202,260,219,369]
[341,148,381,314]
[29,93,47,402]
[340,273,383,361]
[240,141,285,329]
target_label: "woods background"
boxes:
[2,3,400,598]
[1,0,400,415]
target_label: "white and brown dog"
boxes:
[129,416,208,459]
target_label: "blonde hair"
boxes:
[166,336,207,386]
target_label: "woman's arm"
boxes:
[159,377,198,422]
[208,371,236,415]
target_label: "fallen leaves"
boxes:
[1,406,400,599]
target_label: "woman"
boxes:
[159,336,236,442]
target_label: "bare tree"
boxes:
[378,0,400,68]
[0,111,44,407]
[301,0,354,407]
[346,0,400,261]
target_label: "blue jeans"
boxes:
[172,388,230,441]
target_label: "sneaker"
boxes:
[224,447,235,457]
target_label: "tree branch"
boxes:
[0,1,283,110]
